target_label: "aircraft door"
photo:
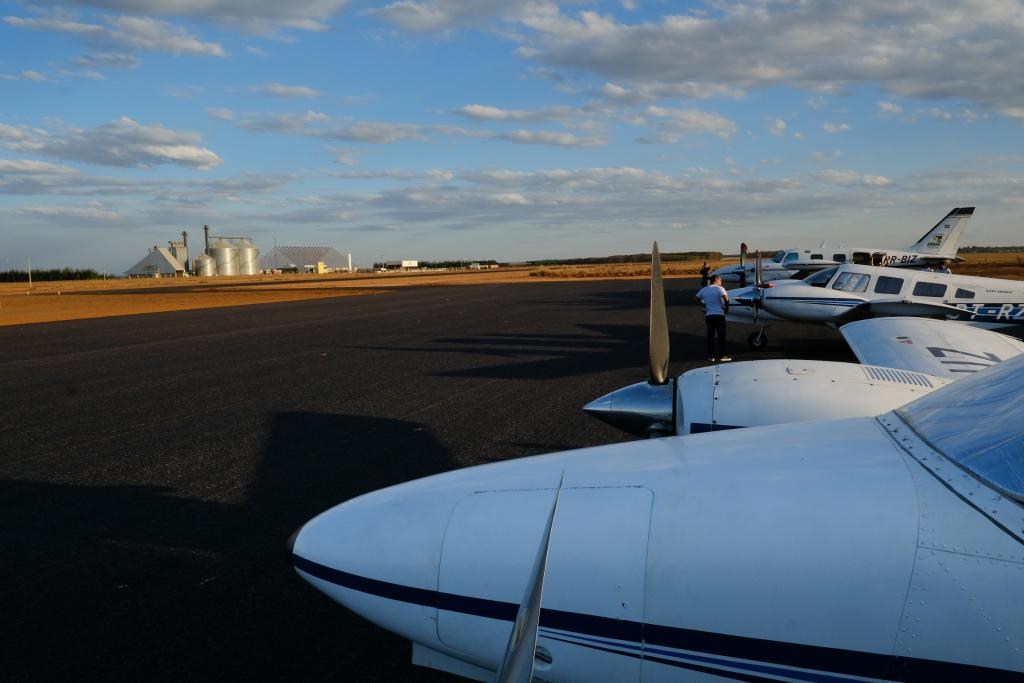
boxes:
[437,486,653,681]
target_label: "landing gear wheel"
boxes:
[748,331,768,350]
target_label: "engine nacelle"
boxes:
[677,360,947,434]
[585,360,948,437]
[760,287,866,322]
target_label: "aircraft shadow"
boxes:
[0,412,458,683]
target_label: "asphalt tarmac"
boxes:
[0,277,852,682]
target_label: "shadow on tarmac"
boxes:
[1,412,459,682]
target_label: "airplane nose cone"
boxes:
[289,480,460,648]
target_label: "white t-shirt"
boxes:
[697,284,729,316]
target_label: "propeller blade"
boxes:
[494,474,564,683]
[753,250,762,326]
[649,242,670,385]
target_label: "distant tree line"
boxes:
[959,246,1024,253]
[417,260,503,269]
[526,251,722,266]
[0,268,113,282]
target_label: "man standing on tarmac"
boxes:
[699,261,711,288]
[695,274,731,362]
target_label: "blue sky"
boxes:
[2,0,1023,271]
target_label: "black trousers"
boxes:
[706,315,727,358]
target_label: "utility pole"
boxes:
[27,256,32,289]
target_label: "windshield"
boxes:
[898,354,1024,503]
[803,266,839,287]
[832,272,870,293]
[783,252,800,263]
[770,251,786,263]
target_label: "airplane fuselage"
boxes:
[727,263,1024,327]
[290,412,1024,682]
[715,247,957,283]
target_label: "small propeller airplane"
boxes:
[728,253,1024,350]
[289,244,1024,683]
[713,207,974,284]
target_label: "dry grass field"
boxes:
[2,254,1021,327]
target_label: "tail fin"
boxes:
[905,207,974,256]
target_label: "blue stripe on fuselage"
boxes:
[291,554,1021,682]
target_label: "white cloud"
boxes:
[21,70,46,81]
[769,118,786,136]
[0,117,222,170]
[0,159,77,174]
[497,129,605,147]
[207,107,236,121]
[330,147,360,165]
[644,105,736,140]
[456,104,531,121]
[10,1,350,35]
[5,15,226,57]
[252,82,322,98]
[822,122,850,133]
[368,0,530,32]
[16,202,122,222]
[877,101,903,114]
[75,52,141,69]
[500,1,1024,120]
[811,169,892,186]
[237,110,607,147]
[812,150,842,162]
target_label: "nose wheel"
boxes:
[748,329,768,350]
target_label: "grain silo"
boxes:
[236,238,260,275]
[208,239,238,276]
[193,253,216,276]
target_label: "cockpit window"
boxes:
[804,266,838,287]
[897,355,1024,503]
[770,251,786,263]
[783,252,800,264]
[832,272,870,293]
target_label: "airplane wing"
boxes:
[858,297,965,318]
[839,317,1024,379]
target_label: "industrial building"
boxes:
[384,260,419,270]
[125,246,187,278]
[260,246,353,273]
[125,226,262,278]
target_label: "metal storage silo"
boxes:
[236,239,260,275]
[208,239,238,276]
[193,253,216,276]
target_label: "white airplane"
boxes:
[712,207,975,284]
[729,258,1024,349]
[290,245,1024,682]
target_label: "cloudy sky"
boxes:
[2,0,1023,271]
